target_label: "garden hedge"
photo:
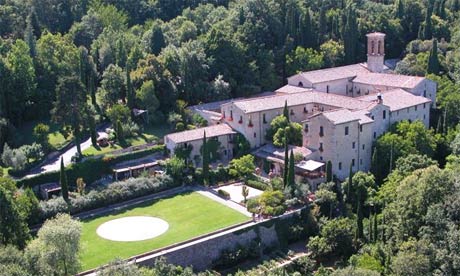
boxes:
[17,145,165,189]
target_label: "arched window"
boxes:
[371,40,375,54]
[298,81,303,87]
[378,41,381,55]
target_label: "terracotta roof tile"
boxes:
[165,124,236,144]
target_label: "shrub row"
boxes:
[38,174,175,222]
[17,145,165,189]
[193,165,236,185]
[217,189,230,199]
[246,179,269,191]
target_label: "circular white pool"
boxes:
[96,216,169,242]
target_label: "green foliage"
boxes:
[286,46,324,75]
[202,132,209,185]
[287,150,295,196]
[267,115,303,147]
[427,39,440,74]
[136,80,159,117]
[165,157,186,186]
[0,178,30,249]
[326,161,333,182]
[229,154,255,184]
[258,190,286,216]
[59,157,68,201]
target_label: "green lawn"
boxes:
[79,192,249,271]
[82,124,171,156]
[16,120,71,150]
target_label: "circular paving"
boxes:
[96,216,169,242]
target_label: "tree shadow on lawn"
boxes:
[80,191,194,223]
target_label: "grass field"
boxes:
[79,192,249,271]
[16,120,72,150]
[82,124,171,156]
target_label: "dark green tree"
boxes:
[427,39,440,74]
[287,149,296,196]
[396,0,405,19]
[149,24,166,55]
[126,67,135,110]
[422,1,434,40]
[0,180,30,249]
[202,132,210,186]
[60,157,69,201]
[283,131,289,188]
[283,100,290,122]
[89,116,97,147]
[347,162,353,201]
[343,4,358,64]
[326,160,333,182]
[116,120,124,142]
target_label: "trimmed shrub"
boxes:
[246,179,269,191]
[217,189,230,199]
[38,175,175,222]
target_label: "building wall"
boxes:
[389,103,431,127]
[312,78,352,96]
[165,134,235,166]
[367,103,391,140]
[408,79,437,107]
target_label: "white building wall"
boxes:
[389,103,430,127]
[312,78,352,96]
[367,104,391,140]
[287,75,313,88]
[407,79,437,107]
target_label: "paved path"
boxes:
[24,130,106,178]
[194,186,252,217]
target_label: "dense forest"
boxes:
[1,0,460,275]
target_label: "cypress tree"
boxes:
[427,39,440,74]
[369,213,373,242]
[75,126,82,156]
[150,24,166,56]
[347,163,353,201]
[438,0,446,19]
[202,132,210,186]
[396,0,404,19]
[454,0,460,12]
[60,157,69,201]
[283,100,290,122]
[89,116,97,147]
[423,2,433,40]
[24,16,37,58]
[287,149,296,196]
[318,3,327,44]
[344,4,358,64]
[115,39,127,68]
[373,211,378,242]
[116,120,124,142]
[299,9,313,48]
[326,160,333,182]
[283,131,289,188]
[356,196,363,240]
[126,67,135,110]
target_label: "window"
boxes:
[254,132,256,138]
[372,116,375,120]
[383,110,386,119]
[345,126,349,135]
[320,156,323,161]
[230,110,233,120]
[319,143,324,152]
[298,81,303,87]
[352,159,355,167]
[415,105,418,111]
[360,125,363,132]
[224,150,227,156]
[319,126,324,137]
[377,40,381,54]
[360,159,363,165]
[238,116,243,124]
[339,162,342,170]
[326,85,330,93]
[303,107,308,113]
[371,40,375,54]
[304,124,309,133]
[263,113,267,124]
[373,132,377,139]
[424,103,426,109]
[424,90,426,97]
[290,109,295,116]
[352,142,356,149]
[362,144,365,150]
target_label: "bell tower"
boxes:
[366,32,386,73]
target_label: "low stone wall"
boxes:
[135,209,304,271]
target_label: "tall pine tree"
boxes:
[283,100,290,122]
[326,160,333,182]
[422,1,434,40]
[126,66,135,110]
[60,157,69,201]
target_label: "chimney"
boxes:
[366,32,386,73]
[377,93,383,104]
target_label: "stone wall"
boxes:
[136,210,304,272]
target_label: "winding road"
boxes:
[24,130,107,178]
